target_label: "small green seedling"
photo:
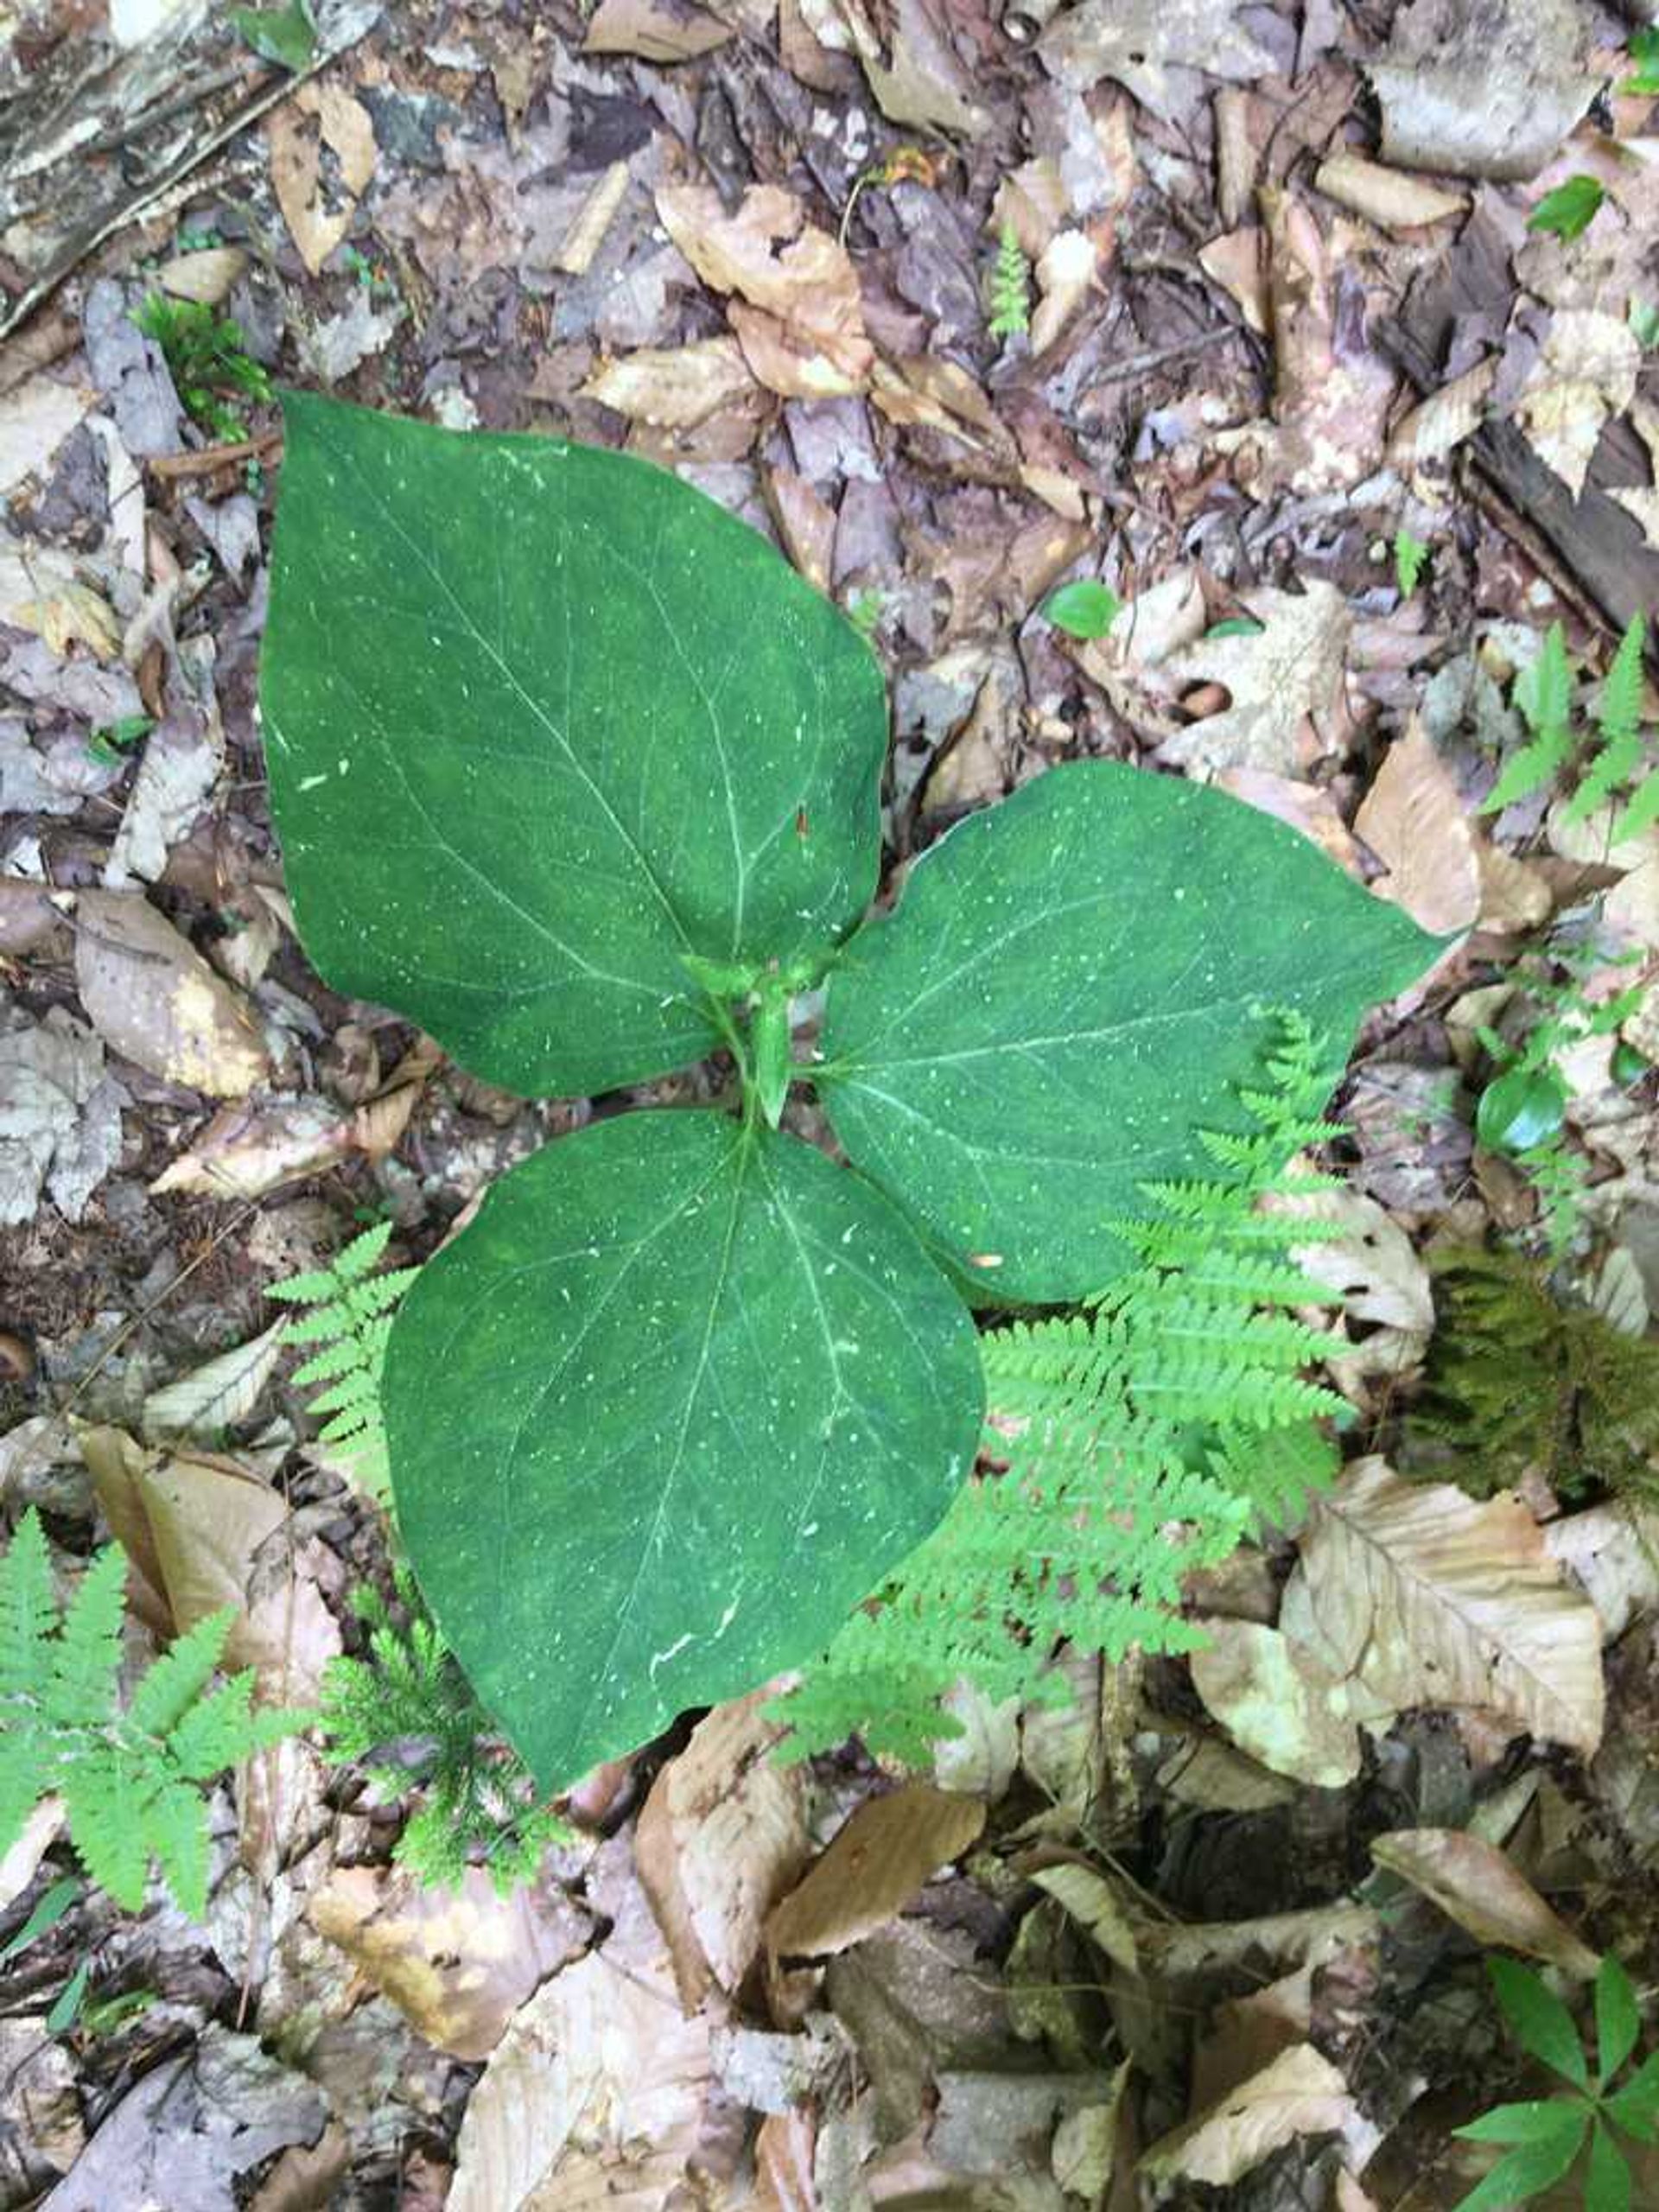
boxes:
[1631,300,1659,351]
[1395,527,1431,598]
[987,219,1032,340]
[86,712,154,767]
[230,0,316,71]
[1483,618,1656,843]
[257,392,1438,1797]
[0,1874,81,1966]
[1624,27,1659,96]
[1453,1954,1658,2212]
[1527,175,1605,243]
[1042,578,1122,640]
[134,294,273,442]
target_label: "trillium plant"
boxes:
[261,394,1437,1794]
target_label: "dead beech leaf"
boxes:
[1313,153,1466,231]
[766,1784,985,1964]
[553,162,631,276]
[657,184,872,397]
[1354,720,1481,934]
[1157,581,1351,779]
[1143,1904,1378,1985]
[823,0,988,134]
[582,0,733,61]
[0,374,93,497]
[143,1320,288,1442]
[1189,1622,1362,1789]
[1139,2043,1355,2188]
[1051,2064,1128,2198]
[1518,308,1640,499]
[151,1096,354,1200]
[157,246,248,306]
[74,889,270,1097]
[1198,226,1269,334]
[1286,1458,1605,1756]
[1370,1827,1600,1976]
[267,85,376,277]
[308,1865,588,2060]
[1388,356,1497,471]
[635,1689,809,2009]
[582,338,755,428]
[447,1943,715,2212]
[1029,1861,1140,1971]
[1477,836,1554,934]
[1217,770,1365,875]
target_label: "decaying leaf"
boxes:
[766,1784,986,1965]
[1031,229,1098,354]
[1370,1828,1601,1975]
[1517,308,1641,498]
[1029,1861,1140,1972]
[308,1866,589,2060]
[1139,2042,1356,2188]
[656,183,873,397]
[810,0,988,135]
[0,373,93,497]
[73,888,270,1096]
[636,1689,809,2008]
[1157,581,1351,778]
[1313,153,1466,231]
[0,1007,122,1227]
[1283,1458,1605,1755]
[1354,719,1482,935]
[1367,0,1598,181]
[1190,1621,1363,1789]
[582,337,756,428]
[151,1095,355,1200]
[268,83,377,277]
[582,0,734,61]
[1039,0,1274,125]
[1388,357,1498,472]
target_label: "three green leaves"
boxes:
[262,393,1438,1791]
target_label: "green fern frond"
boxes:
[1565,615,1648,824]
[987,219,1032,340]
[321,1567,569,1892]
[1484,623,1575,812]
[0,1513,306,1918]
[774,1013,1350,1764]
[269,1228,419,1502]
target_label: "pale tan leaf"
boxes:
[1029,1862,1140,1971]
[0,1796,64,1912]
[0,374,93,497]
[1030,229,1097,354]
[1518,309,1640,499]
[1189,1621,1362,1788]
[1370,1827,1600,1975]
[308,1866,588,2060]
[1142,1904,1377,1985]
[267,86,376,276]
[1354,719,1481,933]
[635,1689,808,2008]
[582,337,754,428]
[1543,1501,1659,1644]
[766,1784,985,1965]
[156,247,247,306]
[1477,836,1554,933]
[1387,357,1497,470]
[150,1096,354,1200]
[1051,2063,1128,2199]
[1290,1457,1605,1755]
[1273,1185,1435,1334]
[582,0,732,60]
[74,889,270,1097]
[826,0,988,134]
[932,1679,1020,1800]
[447,1945,714,2212]
[1313,153,1466,230]
[552,162,631,276]
[1139,2043,1355,2187]
[1157,581,1351,779]
[1198,226,1269,335]
[1039,0,1274,123]
[143,1321,287,1444]
[1367,0,1597,181]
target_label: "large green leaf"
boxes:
[384,1109,982,1790]
[818,761,1440,1304]
[261,392,887,1097]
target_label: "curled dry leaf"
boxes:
[1198,226,1269,334]
[819,0,988,135]
[582,337,756,429]
[308,1865,590,2060]
[1518,309,1641,499]
[656,183,873,397]
[143,1321,288,1444]
[1313,153,1467,231]
[73,889,270,1097]
[1030,229,1097,353]
[1029,1861,1140,1972]
[267,84,377,277]
[1143,1903,1378,1985]
[1283,1458,1605,1756]
[1189,1621,1363,1789]
[766,1783,986,1966]
[1370,1827,1601,1975]
[1139,2042,1356,2188]
[151,1095,354,1200]
[552,162,631,276]
[635,1689,809,2009]
[1354,719,1481,935]
[1388,356,1497,472]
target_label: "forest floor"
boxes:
[3,0,1659,2205]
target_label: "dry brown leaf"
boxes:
[1039,0,1274,124]
[143,1320,288,1443]
[1354,719,1481,934]
[1546,1502,1659,1644]
[635,1689,809,2009]
[1313,153,1466,230]
[1477,836,1554,934]
[1198,226,1269,336]
[1217,770,1365,874]
[582,337,755,428]
[819,0,988,133]
[157,247,248,306]
[267,85,376,277]
[308,1866,588,2060]
[0,374,93,497]
[447,1942,715,2211]
[1388,356,1497,474]
[1518,308,1640,499]
[74,889,270,1096]
[1157,581,1351,779]
[656,184,872,397]
[753,2111,817,2210]
[1143,1904,1377,1985]
[1189,1622,1362,1788]
[1030,228,1097,353]
[151,1096,354,1200]
[552,162,631,276]
[765,467,836,594]
[1139,2043,1356,2188]
[1285,1457,1605,1756]
[766,1784,985,1965]
[1029,1862,1139,1972]
[582,0,733,60]
[1370,1827,1600,1975]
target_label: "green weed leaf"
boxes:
[1477,1065,1569,1154]
[262,392,887,1098]
[1395,529,1430,596]
[1624,26,1659,94]
[1490,1956,1592,2090]
[1597,1955,1643,2086]
[1587,2119,1633,2212]
[1605,2052,1659,2143]
[1457,2098,1592,2145]
[385,1110,982,1791]
[230,0,316,69]
[1527,175,1605,241]
[818,761,1438,1303]
[1043,580,1122,639]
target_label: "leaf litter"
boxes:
[2,0,1659,2201]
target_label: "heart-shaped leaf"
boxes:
[385,1110,982,1789]
[262,392,886,1097]
[818,761,1440,1303]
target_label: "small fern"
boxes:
[268,1222,420,1502]
[987,219,1033,340]
[774,1016,1349,1765]
[0,1513,302,1919]
[321,1567,569,1893]
[1484,617,1656,837]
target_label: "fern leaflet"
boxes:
[1484,622,1575,812]
[773,1014,1349,1765]
[268,1220,420,1502]
[987,219,1032,340]
[0,1512,306,1918]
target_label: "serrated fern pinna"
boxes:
[0,1512,302,1918]
[775,1016,1350,1765]
[268,1220,420,1502]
